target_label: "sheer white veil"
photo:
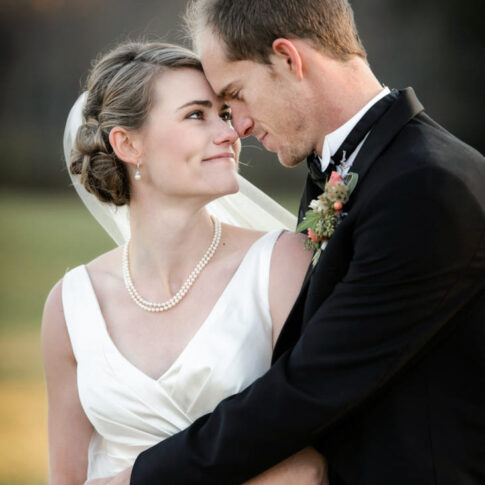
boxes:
[63,92,296,245]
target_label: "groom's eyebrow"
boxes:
[177,100,213,110]
[218,83,236,100]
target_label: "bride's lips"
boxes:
[202,152,235,162]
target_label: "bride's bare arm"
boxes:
[249,232,327,485]
[42,280,94,485]
[83,447,327,485]
[243,446,327,485]
[269,230,312,348]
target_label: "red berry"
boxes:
[307,228,324,243]
[334,201,343,211]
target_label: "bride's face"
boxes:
[137,68,240,202]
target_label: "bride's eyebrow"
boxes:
[177,100,212,110]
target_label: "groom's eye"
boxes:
[230,91,241,101]
[220,111,233,122]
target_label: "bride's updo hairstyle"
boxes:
[70,42,203,206]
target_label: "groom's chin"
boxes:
[277,151,307,168]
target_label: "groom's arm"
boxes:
[131,166,485,485]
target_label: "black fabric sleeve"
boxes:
[130,166,485,485]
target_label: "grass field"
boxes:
[0,191,114,485]
[0,189,298,484]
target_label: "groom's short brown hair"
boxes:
[186,0,366,63]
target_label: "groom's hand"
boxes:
[84,466,132,485]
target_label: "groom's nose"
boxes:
[231,106,254,138]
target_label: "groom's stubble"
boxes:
[274,113,312,168]
[188,0,373,168]
[199,33,316,169]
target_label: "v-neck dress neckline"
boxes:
[79,230,275,385]
[61,229,282,480]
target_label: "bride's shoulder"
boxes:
[84,246,123,277]
[82,247,124,301]
[43,247,122,325]
[272,231,312,265]
[221,225,311,263]
[221,224,266,251]
[270,231,312,293]
[268,232,312,341]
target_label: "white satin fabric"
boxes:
[62,230,282,479]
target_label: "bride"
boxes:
[42,41,327,485]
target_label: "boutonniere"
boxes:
[296,171,358,267]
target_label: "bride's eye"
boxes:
[220,111,233,122]
[230,90,241,101]
[187,110,204,120]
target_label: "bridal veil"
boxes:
[63,92,296,244]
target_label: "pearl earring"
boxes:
[134,160,141,181]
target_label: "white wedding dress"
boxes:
[62,230,282,480]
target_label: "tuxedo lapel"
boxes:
[347,88,424,205]
[276,175,324,361]
[273,88,425,364]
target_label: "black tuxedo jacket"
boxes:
[131,89,485,485]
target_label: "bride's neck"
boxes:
[127,194,215,297]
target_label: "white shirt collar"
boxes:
[318,86,391,172]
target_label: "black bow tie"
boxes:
[307,89,399,190]
[306,152,327,190]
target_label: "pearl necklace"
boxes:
[122,217,221,312]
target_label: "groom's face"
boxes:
[200,34,313,167]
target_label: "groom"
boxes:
[128,1,485,483]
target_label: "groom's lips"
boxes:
[257,133,268,145]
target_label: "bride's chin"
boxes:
[204,172,240,197]
[212,181,239,199]
[224,176,240,195]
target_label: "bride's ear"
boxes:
[271,38,304,81]
[109,126,142,168]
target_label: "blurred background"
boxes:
[0,0,483,483]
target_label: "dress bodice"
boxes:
[61,230,282,479]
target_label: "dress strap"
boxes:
[231,230,284,332]
[61,265,105,362]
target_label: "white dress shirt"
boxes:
[318,87,391,175]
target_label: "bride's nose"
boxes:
[213,121,239,146]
